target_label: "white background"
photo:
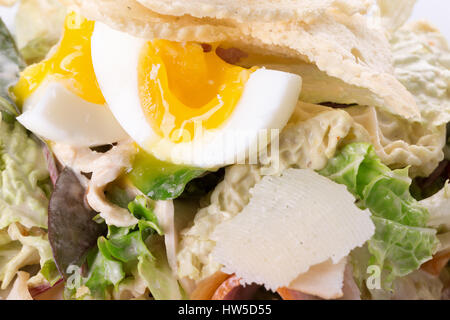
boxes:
[0,0,449,39]
[410,0,450,40]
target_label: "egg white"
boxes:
[16,82,129,147]
[91,22,302,168]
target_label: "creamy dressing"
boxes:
[0,53,19,93]
[51,141,139,227]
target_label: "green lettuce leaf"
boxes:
[128,195,163,235]
[86,238,126,298]
[362,166,429,227]
[64,237,126,300]
[320,142,438,286]
[369,217,437,282]
[138,235,185,300]
[104,223,154,265]
[351,245,444,300]
[105,184,135,209]
[127,148,204,200]
[40,259,60,286]
[0,18,23,123]
[65,194,184,300]
[0,119,51,229]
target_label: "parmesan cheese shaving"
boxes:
[210,169,375,291]
[288,258,347,300]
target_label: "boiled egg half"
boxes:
[13,12,129,147]
[91,22,302,168]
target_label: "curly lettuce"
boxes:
[127,148,204,200]
[0,119,50,229]
[65,195,184,300]
[319,143,439,286]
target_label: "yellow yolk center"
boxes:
[138,40,253,143]
[13,12,105,106]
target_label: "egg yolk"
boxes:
[138,40,254,143]
[13,12,105,106]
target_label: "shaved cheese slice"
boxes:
[211,168,375,291]
[288,258,347,300]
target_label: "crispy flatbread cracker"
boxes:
[238,53,377,107]
[60,0,240,42]
[236,12,420,120]
[136,0,370,22]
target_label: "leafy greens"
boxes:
[0,18,56,290]
[319,143,439,286]
[65,195,184,300]
[0,19,24,123]
[48,168,107,279]
[127,148,205,200]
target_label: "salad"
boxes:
[0,0,448,300]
